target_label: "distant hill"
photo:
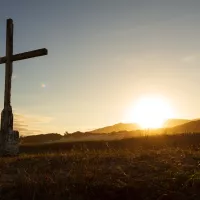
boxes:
[19,119,196,144]
[163,119,191,128]
[90,119,191,134]
[20,133,62,144]
[169,119,200,133]
[90,123,140,134]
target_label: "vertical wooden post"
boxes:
[4,18,13,110]
[0,19,18,156]
[1,19,14,134]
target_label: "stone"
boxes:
[0,130,19,156]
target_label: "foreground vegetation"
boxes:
[1,133,200,199]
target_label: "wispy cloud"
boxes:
[13,113,54,136]
[15,113,53,124]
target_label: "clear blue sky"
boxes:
[1,0,200,134]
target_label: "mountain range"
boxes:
[90,123,140,134]
[20,118,200,144]
[90,119,191,133]
[166,119,200,133]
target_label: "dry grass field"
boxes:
[0,133,200,200]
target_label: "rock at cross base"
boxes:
[0,106,19,156]
[0,130,19,156]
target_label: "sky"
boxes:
[1,0,200,134]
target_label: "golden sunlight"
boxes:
[126,96,174,129]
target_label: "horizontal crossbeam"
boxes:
[0,48,47,64]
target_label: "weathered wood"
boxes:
[0,18,48,156]
[0,48,48,64]
[1,18,13,130]
[4,18,13,107]
[0,18,15,155]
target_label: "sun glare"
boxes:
[126,96,174,129]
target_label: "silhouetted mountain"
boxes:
[163,119,191,128]
[90,119,191,134]
[169,119,200,133]
[20,133,62,144]
[90,123,140,133]
[18,119,199,144]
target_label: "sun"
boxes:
[126,96,174,129]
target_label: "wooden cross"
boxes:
[0,18,48,155]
